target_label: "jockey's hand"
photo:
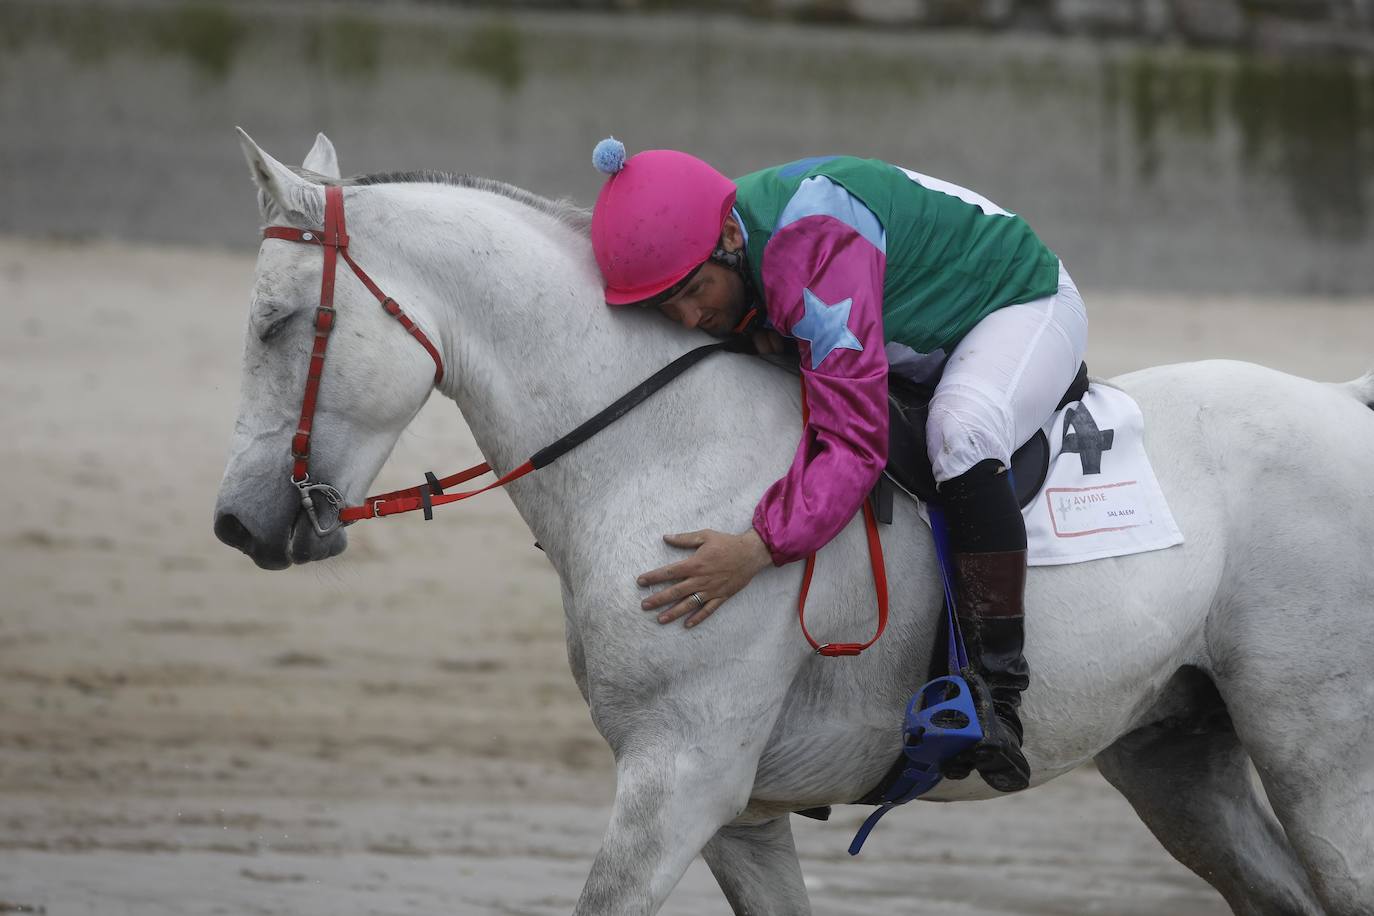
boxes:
[638,528,773,628]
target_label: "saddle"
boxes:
[873,361,1090,520]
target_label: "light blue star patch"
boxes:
[792,288,863,370]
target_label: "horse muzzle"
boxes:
[213,498,347,569]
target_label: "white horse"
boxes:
[214,132,1374,915]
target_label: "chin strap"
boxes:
[731,307,765,336]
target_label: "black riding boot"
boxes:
[950,551,1031,791]
[936,459,1032,793]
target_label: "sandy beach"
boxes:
[3,235,1372,915]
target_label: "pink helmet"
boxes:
[590,139,737,307]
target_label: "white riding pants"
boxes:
[927,262,1089,484]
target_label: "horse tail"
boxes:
[1332,371,1374,410]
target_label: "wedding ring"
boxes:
[689,592,706,609]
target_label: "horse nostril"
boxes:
[214,512,255,553]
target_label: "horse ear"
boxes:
[236,127,323,227]
[302,132,340,179]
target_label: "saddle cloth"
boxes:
[882,374,1184,566]
[1015,382,1183,565]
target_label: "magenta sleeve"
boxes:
[752,215,890,566]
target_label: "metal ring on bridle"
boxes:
[690,592,706,609]
[294,478,346,537]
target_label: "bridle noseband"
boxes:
[264,185,444,536]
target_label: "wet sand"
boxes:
[3,236,1371,914]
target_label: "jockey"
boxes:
[591,139,1088,794]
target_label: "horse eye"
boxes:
[259,314,293,342]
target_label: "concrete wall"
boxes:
[530,0,1374,53]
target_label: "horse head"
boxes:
[213,131,441,569]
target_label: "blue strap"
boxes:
[849,803,897,855]
[926,505,968,674]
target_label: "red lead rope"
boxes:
[794,383,891,657]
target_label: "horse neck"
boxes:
[351,183,714,545]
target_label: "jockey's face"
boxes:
[656,218,748,338]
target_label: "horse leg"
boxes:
[573,739,764,916]
[1216,641,1374,915]
[1255,762,1374,916]
[700,816,812,916]
[1095,671,1323,915]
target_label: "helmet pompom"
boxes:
[592,137,627,176]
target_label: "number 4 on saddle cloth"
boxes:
[838,363,1185,855]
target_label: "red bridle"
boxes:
[264,185,531,536]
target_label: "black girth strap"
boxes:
[529,336,756,470]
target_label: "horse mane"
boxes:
[323,169,592,235]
